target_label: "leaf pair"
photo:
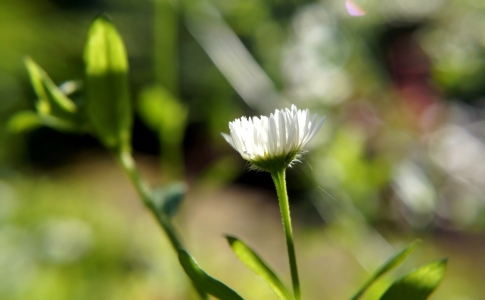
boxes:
[16,15,132,155]
[178,235,294,300]
[10,58,86,133]
[351,241,447,300]
[223,237,447,300]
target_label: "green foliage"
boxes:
[22,57,86,132]
[226,236,293,300]
[380,259,447,300]
[351,241,419,300]
[178,249,244,300]
[84,15,132,153]
[152,182,186,218]
[8,111,42,133]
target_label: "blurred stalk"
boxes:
[154,0,185,181]
[116,150,207,299]
[154,0,178,94]
[117,151,183,249]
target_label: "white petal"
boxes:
[222,105,325,167]
[221,133,235,149]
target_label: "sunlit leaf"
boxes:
[351,241,419,300]
[152,182,186,218]
[24,56,78,117]
[8,111,42,133]
[178,249,244,300]
[380,259,447,300]
[226,236,293,300]
[24,56,49,114]
[84,15,132,152]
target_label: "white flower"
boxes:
[222,105,325,172]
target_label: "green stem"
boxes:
[271,169,301,300]
[116,151,183,250]
[116,151,207,299]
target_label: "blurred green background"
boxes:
[1,0,485,299]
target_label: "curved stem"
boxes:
[116,151,183,250]
[271,169,301,300]
[116,151,208,299]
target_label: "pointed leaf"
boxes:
[152,182,186,218]
[351,240,419,300]
[226,236,292,300]
[42,75,77,114]
[24,57,78,118]
[178,249,244,300]
[380,259,447,300]
[84,15,132,152]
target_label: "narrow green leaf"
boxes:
[152,182,186,218]
[84,15,132,152]
[42,75,77,113]
[380,259,447,300]
[226,236,293,300]
[8,111,42,133]
[24,57,78,117]
[24,56,49,114]
[39,114,84,132]
[351,240,419,300]
[178,249,244,300]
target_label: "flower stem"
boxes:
[271,169,301,300]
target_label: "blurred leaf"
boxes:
[84,15,132,152]
[39,114,85,132]
[8,111,82,133]
[380,259,447,300]
[226,236,293,300]
[152,182,186,218]
[178,249,244,300]
[42,75,77,114]
[351,240,419,300]
[24,57,79,118]
[24,56,49,113]
[8,111,42,133]
[138,84,187,145]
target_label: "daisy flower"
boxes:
[222,105,325,173]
